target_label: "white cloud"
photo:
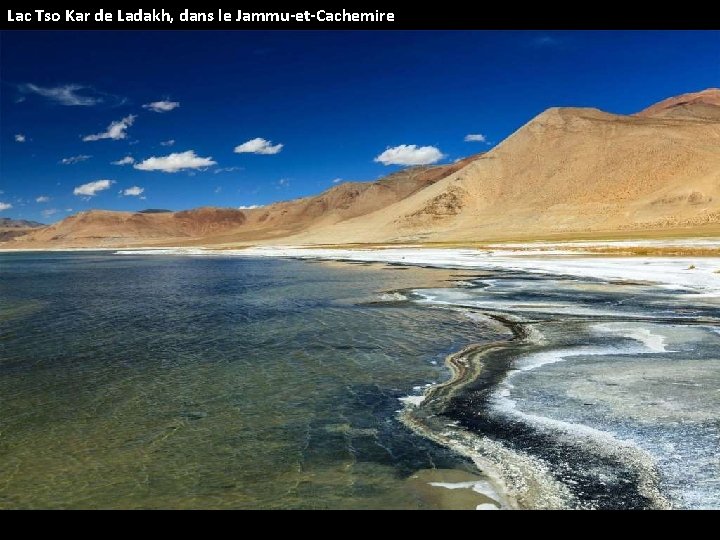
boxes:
[60,155,92,165]
[74,179,115,197]
[15,134,26,143]
[112,156,135,166]
[134,150,217,173]
[374,145,445,166]
[20,83,102,106]
[143,100,180,113]
[42,209,59,218]
[122,186,145,197]
[83,115,136,142]
[465,133,488,143]
[36,196,51,203]
[0,202,13,211]
[160,139,176,147]
[332,178,344,184]
[238,205,262,210]
[278,178,290,188]
[235,138,284,155]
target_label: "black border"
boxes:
[1,7,718,30]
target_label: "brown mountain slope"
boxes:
[235,155,478,240]
[0,218,46,242]
[15,208,248,248]
[636,88,720,119]
[8,157,477,248]
[284,90,720,244]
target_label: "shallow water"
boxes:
[234,247,720,508]
[0,253,501,509]
[415,273,720,509]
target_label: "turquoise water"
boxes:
[0,253,496,509]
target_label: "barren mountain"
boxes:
[0,218,46,242]
[0,218,45,229]
[285,89,720,244]
[7,158,476,248]
[5,89,720,249]
[16,208,249,248]
[636,88,720,119]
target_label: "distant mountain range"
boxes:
[0,218,46,243]
[5,89,720,249]
[1,218,45,229]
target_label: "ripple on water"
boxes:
[0,253,501,509]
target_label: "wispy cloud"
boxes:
[464,133,488,143]
[14,134,26,143]
[143,100,180,113]
[60,155,92,165]
[214,166,243,174]
[122,186,145,197]
[238,205,263,210]
[112,156,136,166]
[277,178,290,188]
[332,178,344,184]
[36,196,51,203]
[160,139,176,147]
[0,202,13,211]
[74,179,114,197]
[42,209,59,218]
[375,145,445,166]
[235,138,284,155]
[84,115,136,142]
[19,84,104,106]
[134,150,217,173]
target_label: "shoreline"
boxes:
[4,235,720,257]
[398,309,672,509]
[220,246,711,508]
[398,314,545,510]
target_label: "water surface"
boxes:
[0,253,498,509]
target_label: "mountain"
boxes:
[635,88,720,119]
[284,89,720,244]
[0,218,45,229]
[5,89,720,249]
[15,208,248,247]
[6,157,477,248]
[0,218,46,243]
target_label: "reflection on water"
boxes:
[0,253,500,509]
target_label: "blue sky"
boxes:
[1,30,718,222]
